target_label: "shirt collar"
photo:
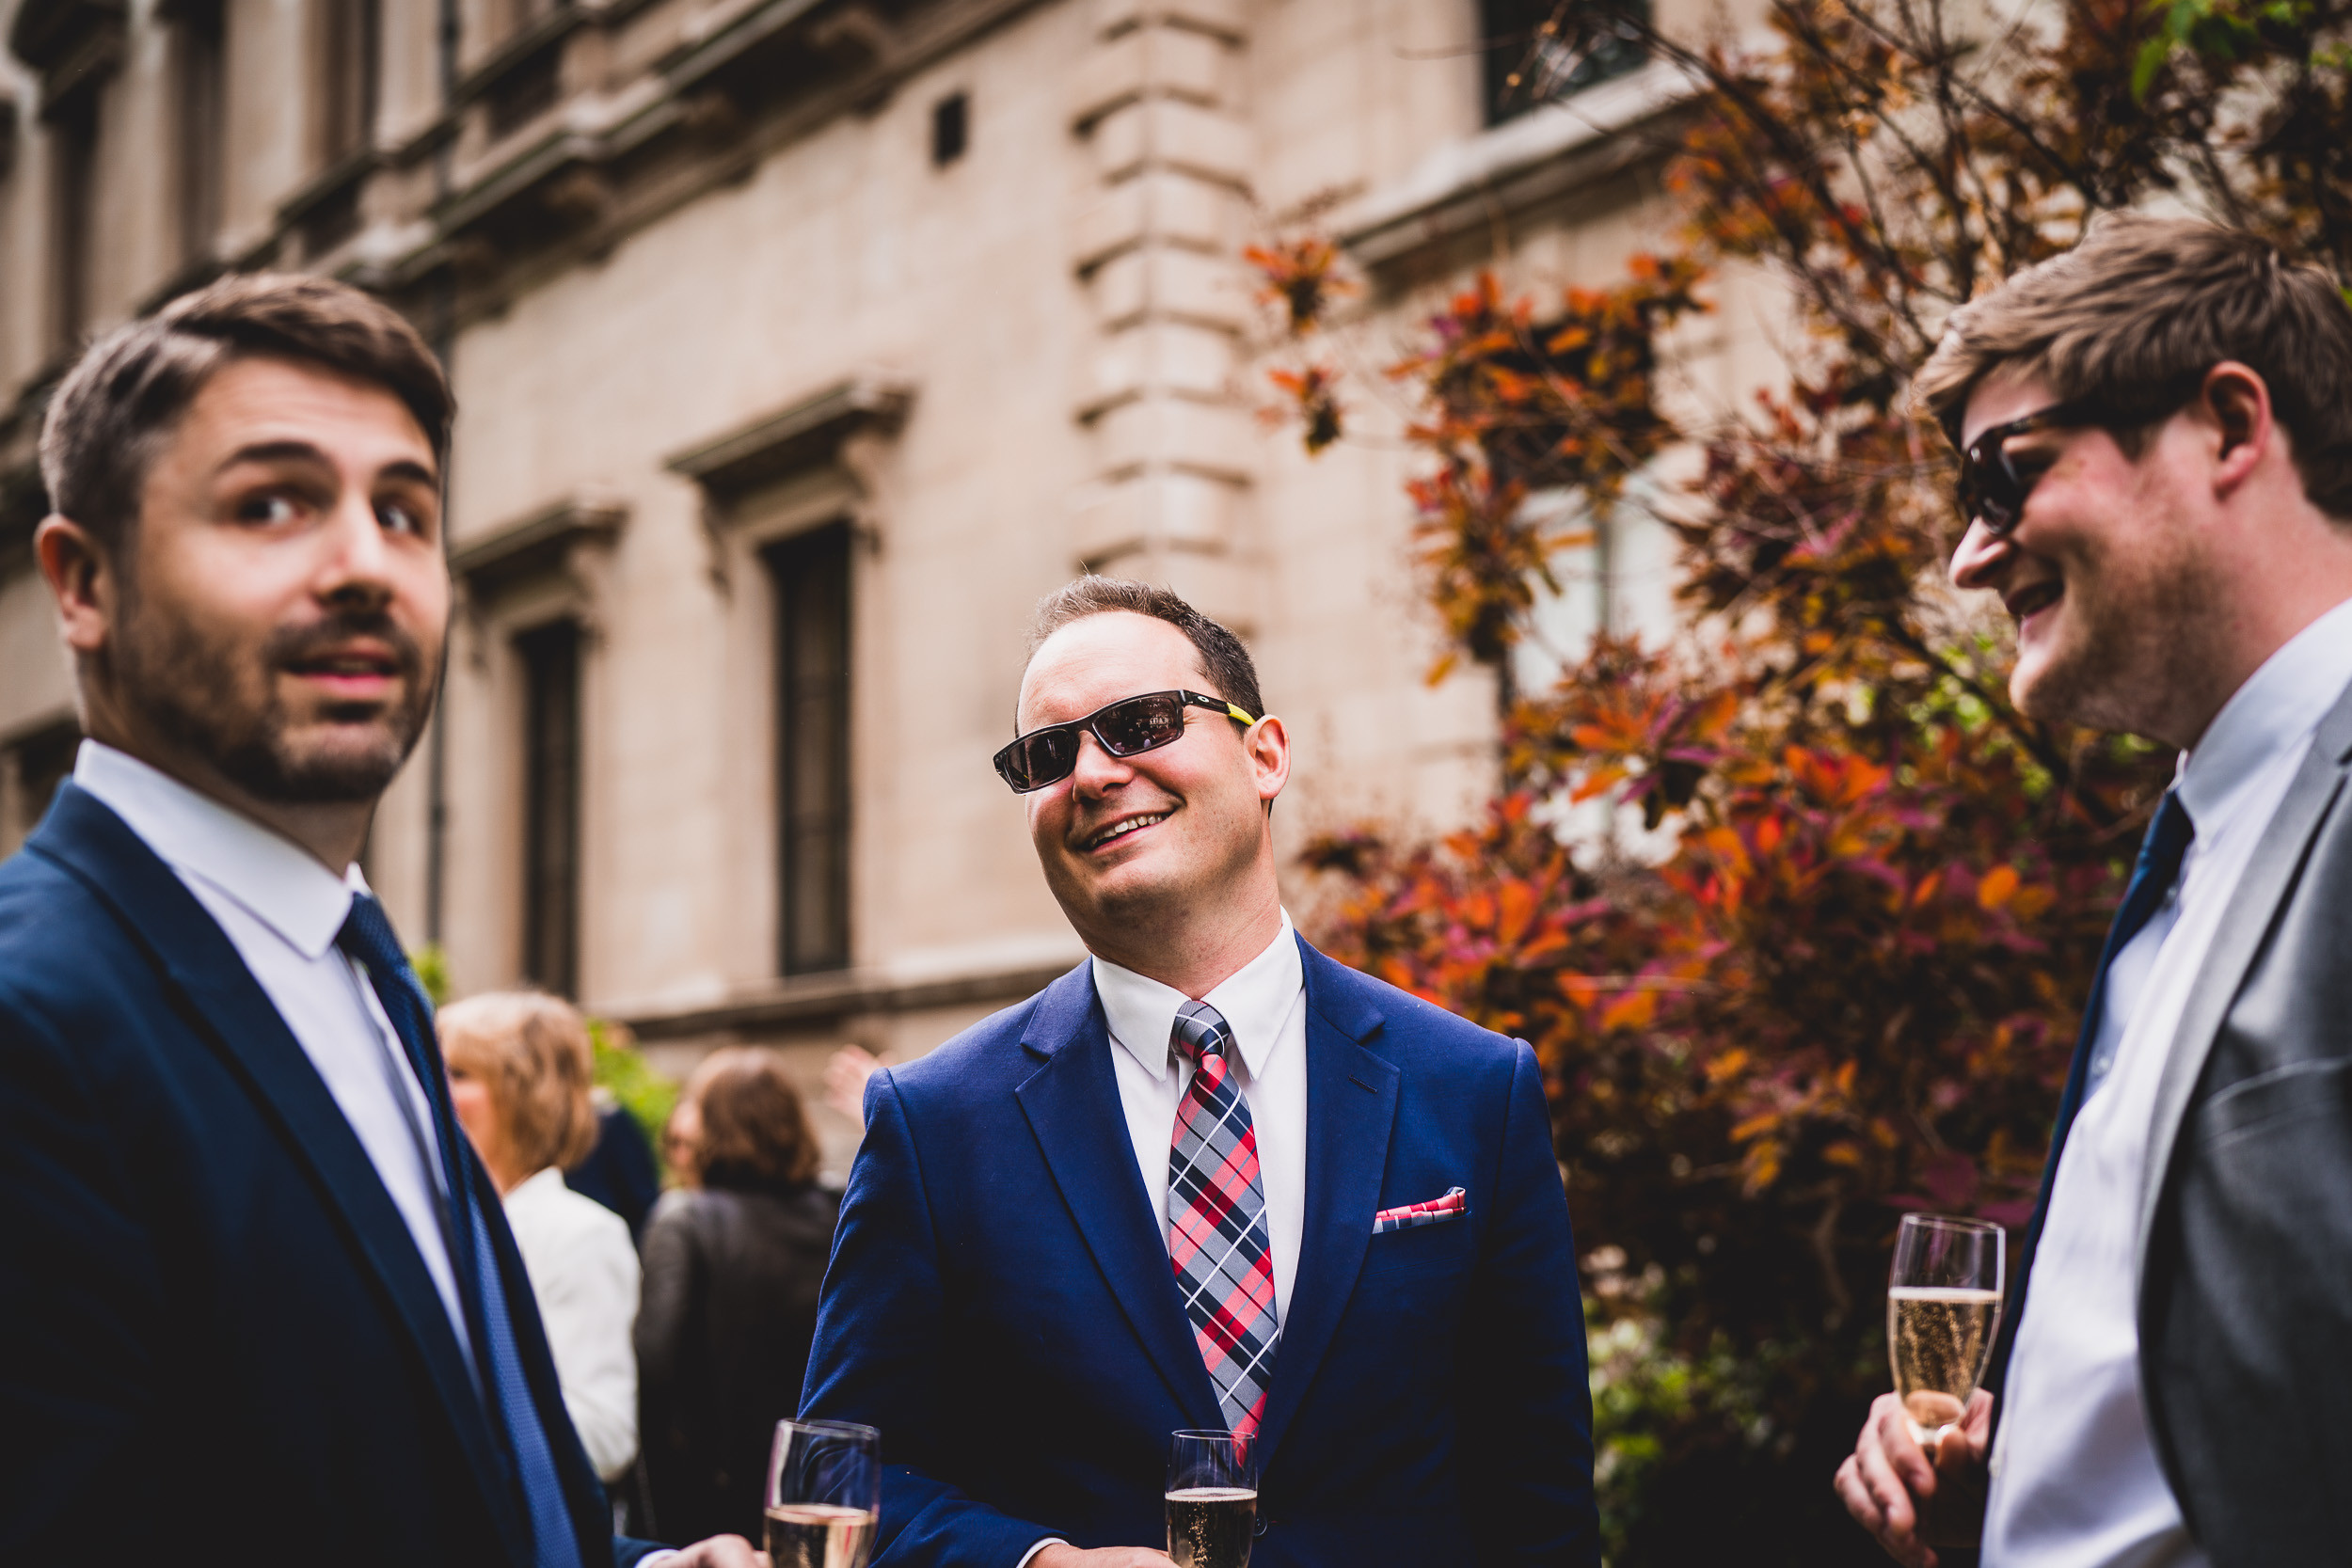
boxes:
[1092,911,1303,1085]
[2176,594,2352,834]
[72,740,364,960]
[507,1165,568,1204]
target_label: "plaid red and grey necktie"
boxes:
[1168,998,1279,1436]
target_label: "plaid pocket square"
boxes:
[1372,1187,1467,1234]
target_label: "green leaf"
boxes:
[587,1019,679,1178]
[407,943,453,1008]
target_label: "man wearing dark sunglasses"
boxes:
[803,578,1598,1567]
[1836,218,2352,1568]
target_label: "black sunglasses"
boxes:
[993,689,1259,794]
[1956,401,2106,534]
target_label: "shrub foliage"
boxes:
[1256,0,2352,1555]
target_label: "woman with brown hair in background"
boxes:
[636,1047,841,1544]
[440,991,642,1486]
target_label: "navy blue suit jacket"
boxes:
[0,784,651,1566]
[801,938,1598,1566]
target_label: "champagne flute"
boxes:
[766,1418,880,1568]
[1167,1429,1257,1568]
[1886,1212,2004,1452]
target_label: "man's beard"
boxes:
[112,588,440,805]
[2013,544,2209,745]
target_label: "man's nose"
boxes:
[315,489,397,605]
[1067,729,1135,794]
[1947,518,2012,591]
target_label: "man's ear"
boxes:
[2201,360,2272,488]
[35,515,117,657]
[1246,714,1290,807]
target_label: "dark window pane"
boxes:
[931,92,968,166]
[49,90,99,356]
[764,524,852,975]
[1482,0,1649,127]
[319,0,380,166]
[517,620,581,997]
[175,0,227,265]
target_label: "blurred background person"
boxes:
[636,1048,841,1544]
[567,1077,665,1244]
[442,991,642,1486]
[660,1090,704,1188]
[821,1043,885,1131]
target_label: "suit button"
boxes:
[1254,1517,1271,1537]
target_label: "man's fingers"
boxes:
[666,1537,767,1568]
[1870,1393,1937,1495]
[1855,1429,1920,1544]
[1959,1386,1994,1446]
[1834,1453,1884,1533]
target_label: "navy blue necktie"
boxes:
[1983,789,2195,1398]
[337,894,585,1568]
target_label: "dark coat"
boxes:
[635,1180,841,1543]
[799,938,1599,1568]
[0,784,643,1566]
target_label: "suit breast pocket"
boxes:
[2193,1057,2352,1154]
[1359,1214,1475,1281]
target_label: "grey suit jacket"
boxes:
[2130,672,2352,1562]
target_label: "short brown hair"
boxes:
[1026,577,1264,721]
[683,1048,819,1192]
[39,272,454,555]
[1915,215,2352,518]
[438,992,600,1175]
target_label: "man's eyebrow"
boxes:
[214,442,440,489]
[378,458,441,489]
[215,439,332,474]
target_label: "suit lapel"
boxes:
[30,784,534,1563]
[2133,683,2352,1275]
[1015,961,1225,1427]
[1253,938,1397,1467]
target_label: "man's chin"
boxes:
[221,726,417,805]
[1058,849,1183,925]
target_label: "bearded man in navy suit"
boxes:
[0,274,755,1568]
[801,578,1598,1567]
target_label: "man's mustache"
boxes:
[263,612,428,689]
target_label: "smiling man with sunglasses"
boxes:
[803,578,1598,1567]
[1836,218,2352,1568]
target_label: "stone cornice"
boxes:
[1340,57,1701,274]
[449,493,629,594]
[613,955,1077,1040]
[349,0,1044,325]
[7,0,125,114]
[664,374,914,500]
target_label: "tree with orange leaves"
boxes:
[1254,0,2348,1557]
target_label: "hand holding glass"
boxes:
[1167,1429,1256,1568]
[1886,1213,2004,1453]
[766,1419,880,1568]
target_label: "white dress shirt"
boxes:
[503,1166,642,1482]
[1094,911,1309,1324]
[72,741,478,1379]
[1015,912,1310,1568]
[1985,594,2352,1567]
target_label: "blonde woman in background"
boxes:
[440,992,642,1484]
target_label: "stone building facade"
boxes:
[0,0,1728,1166]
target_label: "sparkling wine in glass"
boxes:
[1167,1429,1257,1568]
[1887,1212,2004,1450]
[766,1419,880,1568]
